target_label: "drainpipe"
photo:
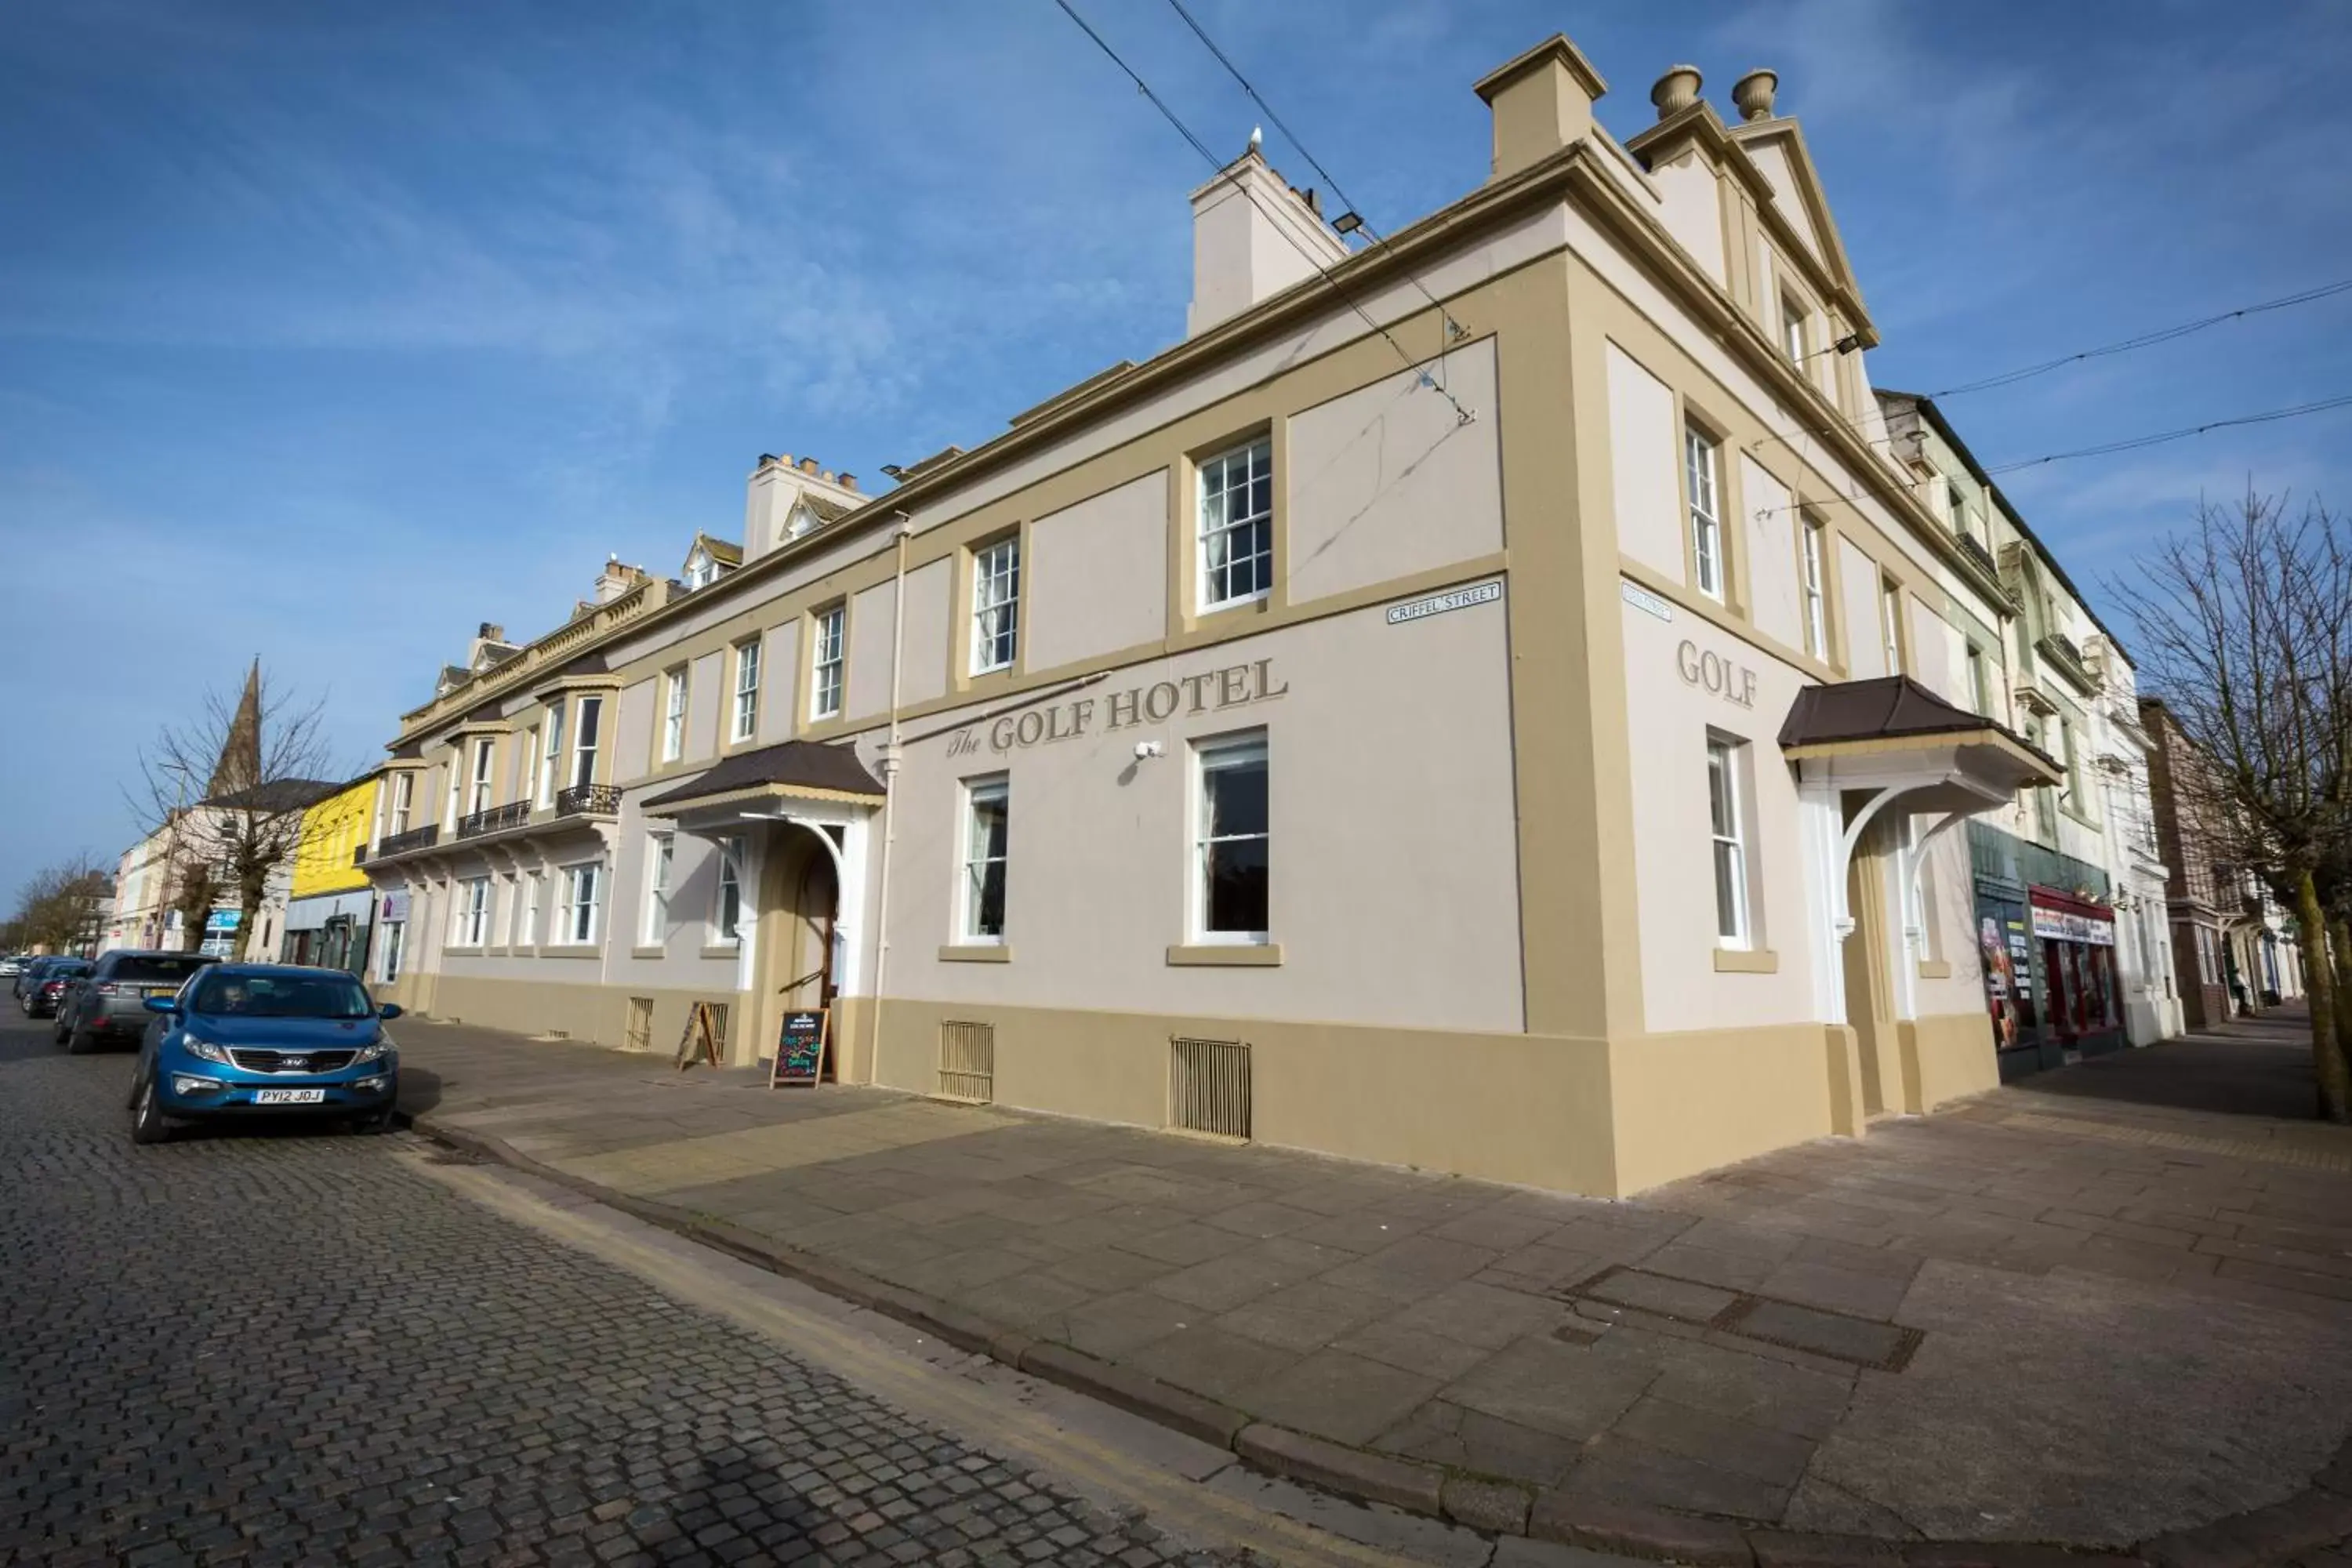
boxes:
[866,512,914,1083]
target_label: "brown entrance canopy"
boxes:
[1780,675,2060,801]
[641,739,887,818]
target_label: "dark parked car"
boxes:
[15,955,74,1004]
[24,958,91,1018]
[53,950,216,1054]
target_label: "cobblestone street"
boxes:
[0,1018,1298,1568]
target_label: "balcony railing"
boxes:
[556,784,622,817]
[370,823,440,860]
[456,801,532,840]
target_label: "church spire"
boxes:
[207,658,263,799]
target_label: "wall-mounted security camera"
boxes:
[1133,740,1164,760]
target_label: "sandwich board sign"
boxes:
[771,1009,828,1087]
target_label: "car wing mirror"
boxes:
[378,1003,404,1020]
[140,995,178,1015]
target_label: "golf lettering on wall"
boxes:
[945,659,1289,757]
[1675,639,1758,710]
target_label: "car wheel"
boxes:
[130,1076,173,1145]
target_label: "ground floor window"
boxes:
[1706,735,1751,948]
[713,837,743,945]
[515,871,540,948]
[962,776,1008,941]
[1194,733,1269,941]
[452,877,490,947]
[379,921,406,983]
[558,862,601,946]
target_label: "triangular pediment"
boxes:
[1726,118,1863,313]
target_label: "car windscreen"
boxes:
[187,972,375,1020]
[111,955,216,985]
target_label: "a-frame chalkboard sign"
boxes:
[770,1008,829,1088]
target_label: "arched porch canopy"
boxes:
[1782,677,2064,1023]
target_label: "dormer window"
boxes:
[684,550,715,590]
[785,502,820,543]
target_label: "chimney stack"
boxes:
[1473,34,1609,183]
[837,474,857,492]
[1186,144,1348,337]
[477,622,505,642]
[798,456,819,475]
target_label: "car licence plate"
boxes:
[144,987,176,999]
[252,1088,325,1105]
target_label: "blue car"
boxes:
[129,964,402,1144]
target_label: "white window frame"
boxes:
[731,639,761,744]
[1966,644,1990,717]
[1799,520,1828,660]
[1781,295,1807,365]
[1192,732,1271,945]
[961,775,1010,942]
[387,771,415,836]
[466,737,495,816]
[557,861,601,946]
[571,696,602,793]
[442,760,461,832]
[641,833,673,948]
[1196,437,1273,612]
[685,549,713,590]
[379,920,405,983]
[661,669,688,763]
[1685,425,1724,601]
[539,705,564,809]
[454,877,490,948]
[1881,578,1904,676]
[810,606,845,721]
[971,536,1020,673]
[712,837,744,946]
[1708,735,1751,949]
[514,869,540,948]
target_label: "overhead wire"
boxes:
[1982,393,2352,474]
[1157,0,1468,345]
[1929,277,2352,400]
[1048,0,1473,424]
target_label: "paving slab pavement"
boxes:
[390,1008,2352,1555]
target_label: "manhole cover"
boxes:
[1558,1265,1923,1372]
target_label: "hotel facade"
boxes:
[357,35,2159,1197]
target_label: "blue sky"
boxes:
[4,0,2350,903]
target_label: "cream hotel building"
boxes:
[360,34,2086,1198]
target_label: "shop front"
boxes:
[2028,884,2124,1064]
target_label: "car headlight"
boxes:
[350,1036,394,1064]
[181,1038,232,1065]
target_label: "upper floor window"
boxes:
[731,639,761,744]
[539,705,564,808]
[684,550,721,590]
[387,771,415,835]
[1800,520,1828,661]
[572,696,602,792]
[1685,425,1723,601]
[466,737,495,816]
[963,777,1009,941]
[1199,438,1272,610]
[1708,735,1751,949]
[1780,296,1806,365]
[972,537,1020,673]
[1966,645,1991,717]
[1194,733,1269,942]
[811,605,845,721]
[1880,578,1904,676]
[661,669,688,763]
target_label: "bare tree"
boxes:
[5,857,111,954]
[132,662,342,958]
[2109,489,2352,1122]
